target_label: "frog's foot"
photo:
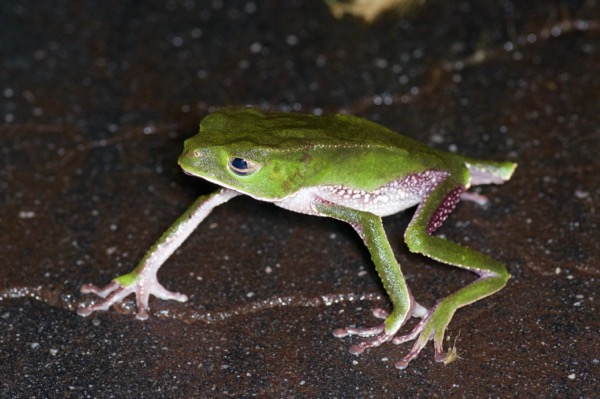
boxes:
[78,273,188,320]
[332,308,392,354]
[332,302,428,355]
[391,301,458,369]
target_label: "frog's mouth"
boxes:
[180,167,288,204]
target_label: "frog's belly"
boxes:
[275,170,448,218]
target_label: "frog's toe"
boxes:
[80,281,120,298]
[350,329,397,354]
[149,281,188,302]
[391,314,427,345]
[77,282,136,317]
[332,323,384,338]
[333,322,395,353]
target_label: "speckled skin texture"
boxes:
[1,1,598,397]
[319,171,449,217]
[426,185,463,234]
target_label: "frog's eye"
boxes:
[228,157,261,176]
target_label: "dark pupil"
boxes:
[231,158,248,170]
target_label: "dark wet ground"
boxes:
[1,1,598,397]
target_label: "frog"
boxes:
[78,107,517,369]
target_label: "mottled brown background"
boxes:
[1,1,598,397]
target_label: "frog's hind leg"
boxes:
[394,179,511,369]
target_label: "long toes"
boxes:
[332,323,385,338]
[349,331,394,354]
[80,281,120,298]
[78,285,135,316]
[77,302,111,317]
[391,322,425,345]
[152,284,188,302]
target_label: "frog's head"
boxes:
[178,108,314,201]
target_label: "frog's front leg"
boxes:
[78,188,241,320]
[314,202,427,353]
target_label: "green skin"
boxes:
[78,107,516,369]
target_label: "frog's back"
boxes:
[201,107,431,154]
